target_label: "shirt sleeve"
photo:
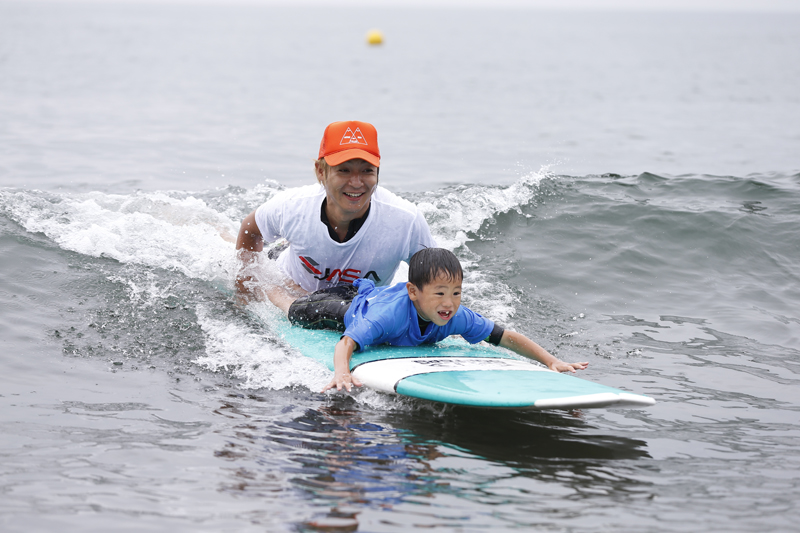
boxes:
[406,208,437,260]
[485,324,505,345]
[253,194,286,244]
[454,307,496,345]
[343,316,386,352]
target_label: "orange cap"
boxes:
[318,121,380,167]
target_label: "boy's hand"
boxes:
[548,360,589,373]
[321,371,363,393]
[323,336,360,393]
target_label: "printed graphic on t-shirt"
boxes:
[340,127,368,146]
[299,255,381,284]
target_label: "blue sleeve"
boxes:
[343,282,413,351]
[343,316,385,352]
[343,300,403,352]
[342,280,386,351]
[453,307,496,344]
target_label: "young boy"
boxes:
[286,248,589,393]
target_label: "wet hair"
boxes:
[408,248,463,288]
[315,158,331,182]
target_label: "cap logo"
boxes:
[339,127,368,146]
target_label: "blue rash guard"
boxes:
[343,279,495,352]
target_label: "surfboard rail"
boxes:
[351,356,656,410]
[277,324,656,410]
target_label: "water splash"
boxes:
[1,188,239,283]
[193,303,332,391]
[413,168,553,325]
[415,168,550,250]
[1,171,551,396]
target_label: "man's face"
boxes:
[318,158,378,221]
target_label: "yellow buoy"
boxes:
[366,29,384,46]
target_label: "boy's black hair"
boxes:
[408,248,463,288]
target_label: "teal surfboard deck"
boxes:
[276,322,655,410]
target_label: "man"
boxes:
[236,120,436,309]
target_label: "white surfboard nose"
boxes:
[352,356,656,410]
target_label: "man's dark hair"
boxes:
[408,248,463,288]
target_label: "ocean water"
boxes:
[1,2,799,532]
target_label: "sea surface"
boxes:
[1,2,799,532]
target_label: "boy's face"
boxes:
[406,273,462,327]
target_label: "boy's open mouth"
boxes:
[438,310,452,319]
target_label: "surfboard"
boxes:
[276,323,655,410]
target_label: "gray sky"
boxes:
[415,0,800,9]
[52,0,800,11]
[312,0,800,9]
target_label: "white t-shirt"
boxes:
[254,184,437,292]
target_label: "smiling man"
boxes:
[235,121,436,309]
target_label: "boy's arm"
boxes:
[322,336,363,393]
[499,330,588,373]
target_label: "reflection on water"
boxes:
[213,395,651,530]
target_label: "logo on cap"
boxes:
[340,127,369,146]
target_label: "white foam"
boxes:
[193,303,331,391]
[1,189,239,284]
[417,168,549,248]
[2,173,548,396]
[417,168,551,324]
[106,271,179,308]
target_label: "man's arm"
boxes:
[235,210,264,301]
[499,330,588,373]
[234,209,307,311]
[236,210,264,253]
